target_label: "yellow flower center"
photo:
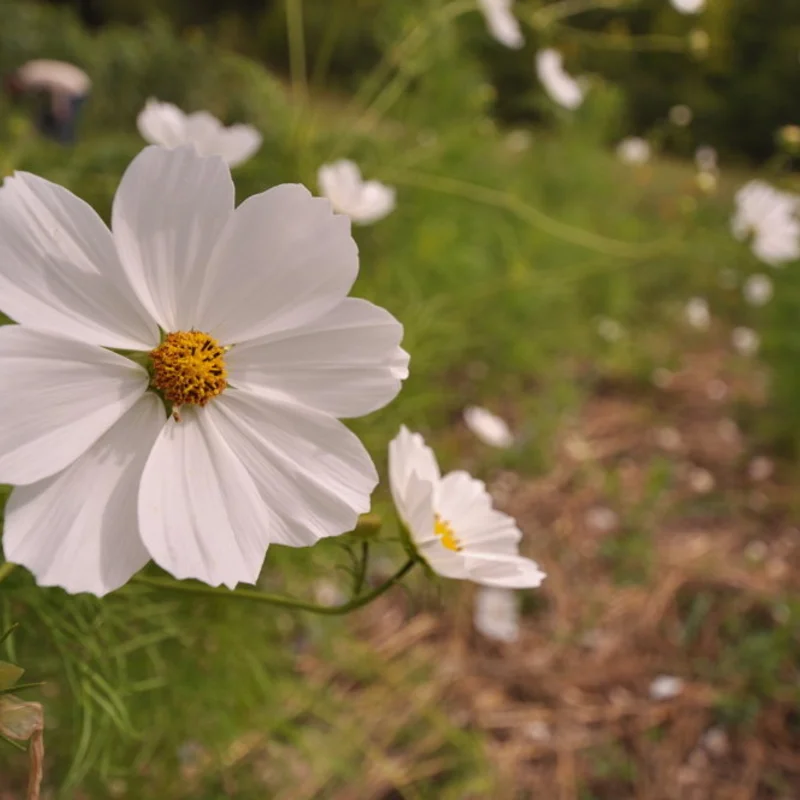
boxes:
[434,514,462,552]
[150,331,228,407]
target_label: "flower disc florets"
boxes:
[150,331,227,406]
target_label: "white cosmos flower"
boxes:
[317,160,396,225]
[732,326,760,357]
[388,427,545,588]
[731,180,800,266]
[474,587,519,643]
[478,0,524,49]
[695,145,718,173]
[685,297,710,330]
[616,137,651,165]
[463,406,514,449]
[0,145,408,596]
[671,0,705,13]
[535,49,585,110]
[136,99,262,168]
[743,273,773,306]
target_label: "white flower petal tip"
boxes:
[317,160,396,225]
[731,180,800,267]
[463,406,515,449]
[649,675,684,701]
[478,0,524,49]
[474,587,520,643]
[136,99,262,167]
[670,0,705,13]
[535,49,586,110]
[0,144,404,593]
[616,137,651,165]
[388,427,546,588]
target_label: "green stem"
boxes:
[0,564,16,585]
[353,541,370,596]
[131,559,416,616]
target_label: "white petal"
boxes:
[318,160,363,214]
[3,394,165,596]
[227,298,408,418]
[479,0,524,49]
[209,388,378,547]
[183,111,224,155]
[463,406,515,448]
[535,49,585,110]
[388,426,441,526]
[196,184,358,343]
[137,405,273,588]
[474,587,520,643]
[136,99,188,149]
[0,327,149,485]
[464,552,546,588]
[0,172,159,349]
[111,145,235,332]
[216,125,263,168]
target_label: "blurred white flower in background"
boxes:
[389,427,546,588]
[464,406,515,449]
[585,506,619,533]
[137,99,262,167]
[732,326,760,356]
[616,137,651,165]
[731,180,800,266]
[669,104,693,127]
[474,586,520,642]
[695,145,718,173]
[685,297,711,330]
[0,145,408,595]
[535,49,585,110]
[689,467,715,494]
[318,159,396,225]
[478,0,524,49]
[671,0,705,14]
[743,273,773,306]
[649,675,685,700]
[597,317,625,342]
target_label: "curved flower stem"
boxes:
[0,563,17,585]
[131,559,417,616]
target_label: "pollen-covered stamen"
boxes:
[434,513,462,552]
[150,331,228,407]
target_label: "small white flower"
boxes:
[317,160,396,225]
[535,49,585,110]
[136,99,262,167]
[689,467,715,494]
[671,0,705,13]
[695,145,718,172]
[616,137,651,165]
[669,104,693,126]
[585,506,619,533]
[685,297,710,330]
[649,675,684,701]
[732,326,760,356]
[597,316,624,342]
[474,586,520,642]
[478,0,524,49]
[389,427,546,588]
[743,273,773,306]
[731,180,800,266]
[0,145,408,596]
[463,406,514,449]
[747,456,774,482]
[523,720,552,742]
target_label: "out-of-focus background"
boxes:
[1,0,800,797]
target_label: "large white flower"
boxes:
[388,427,545,588]
[0,145,408,596]
[670,0,705,13]
[478,0,524,50]
[616,137,651,165]
[731,180,800,266]
[137,99,262,168]
[535,49,585,110]
[317,160,396,225]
